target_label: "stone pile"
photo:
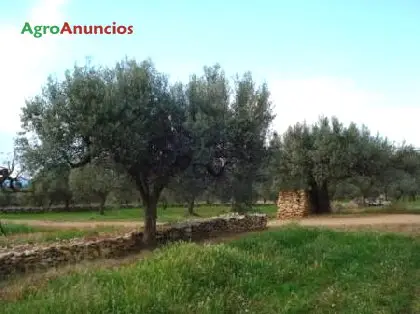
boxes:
[276,190,310,219]
[0,213,267,279]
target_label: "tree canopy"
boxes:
[16,59,272,245]
[11,57,420,245]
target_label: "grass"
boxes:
[0,205,276,248]
[0,222,41,235]
[0,223,127,247]
[0,204,278,222]
[0,200,419,224]
[1,200,419,224]
[2,226,420,313]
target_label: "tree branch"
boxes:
[193,158,227,177]
[65,136,93,169]
[67,154,92,168]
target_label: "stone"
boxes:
[277,190,310,220]
[0,213,267,279]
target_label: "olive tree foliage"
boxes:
[255,131,283,203]
[344,126,393,203]
[167,65,230,214]
[30,166,72,208]
[16,59,227,246]
[108,176,142,206]
[221,73,274,212]
[165,67,274,213]
[384,143,420,200]
[276,116,393,213]
[69,159,125,214]
[332,142,420,203]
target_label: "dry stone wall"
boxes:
[277,190,310,219]
[0,213,267,279]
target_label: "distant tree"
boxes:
[168,166,208,215]
[168,65,231,215]
[30,166,72,209]
[380,144,420,201]
[257,131,283,203]
[347,127,393,203]
[332,179,360,200]
[69,159,124,214]
[109,176,141,206]
[277,117,393,213]
[226,73,274,212]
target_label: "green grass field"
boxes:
[0,205,279,222]
[0,222,40,235]
[1,200,420,224]
[2,226,419,313]
[0,223,125,247]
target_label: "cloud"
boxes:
[268,77,420,146]
[0,0,69,135]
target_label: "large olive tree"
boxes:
[277,117,393,213]
[17,59,228,245]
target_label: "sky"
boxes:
[1,0,420,164]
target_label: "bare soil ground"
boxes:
[268,214,420,227]
[268,214,420,235]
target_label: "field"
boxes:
[1,200,419,222]
[2,226,420,313]
[0,204,278,223]
[1,203,420,313]
[0,223,128,250]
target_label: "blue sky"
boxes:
[1,0,419,168]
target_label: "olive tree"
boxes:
[69,159,124,214]
[17,59,227,245]
[278,117,392,213]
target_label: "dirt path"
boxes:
[267,214,420,227]
[3,214,420,230]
